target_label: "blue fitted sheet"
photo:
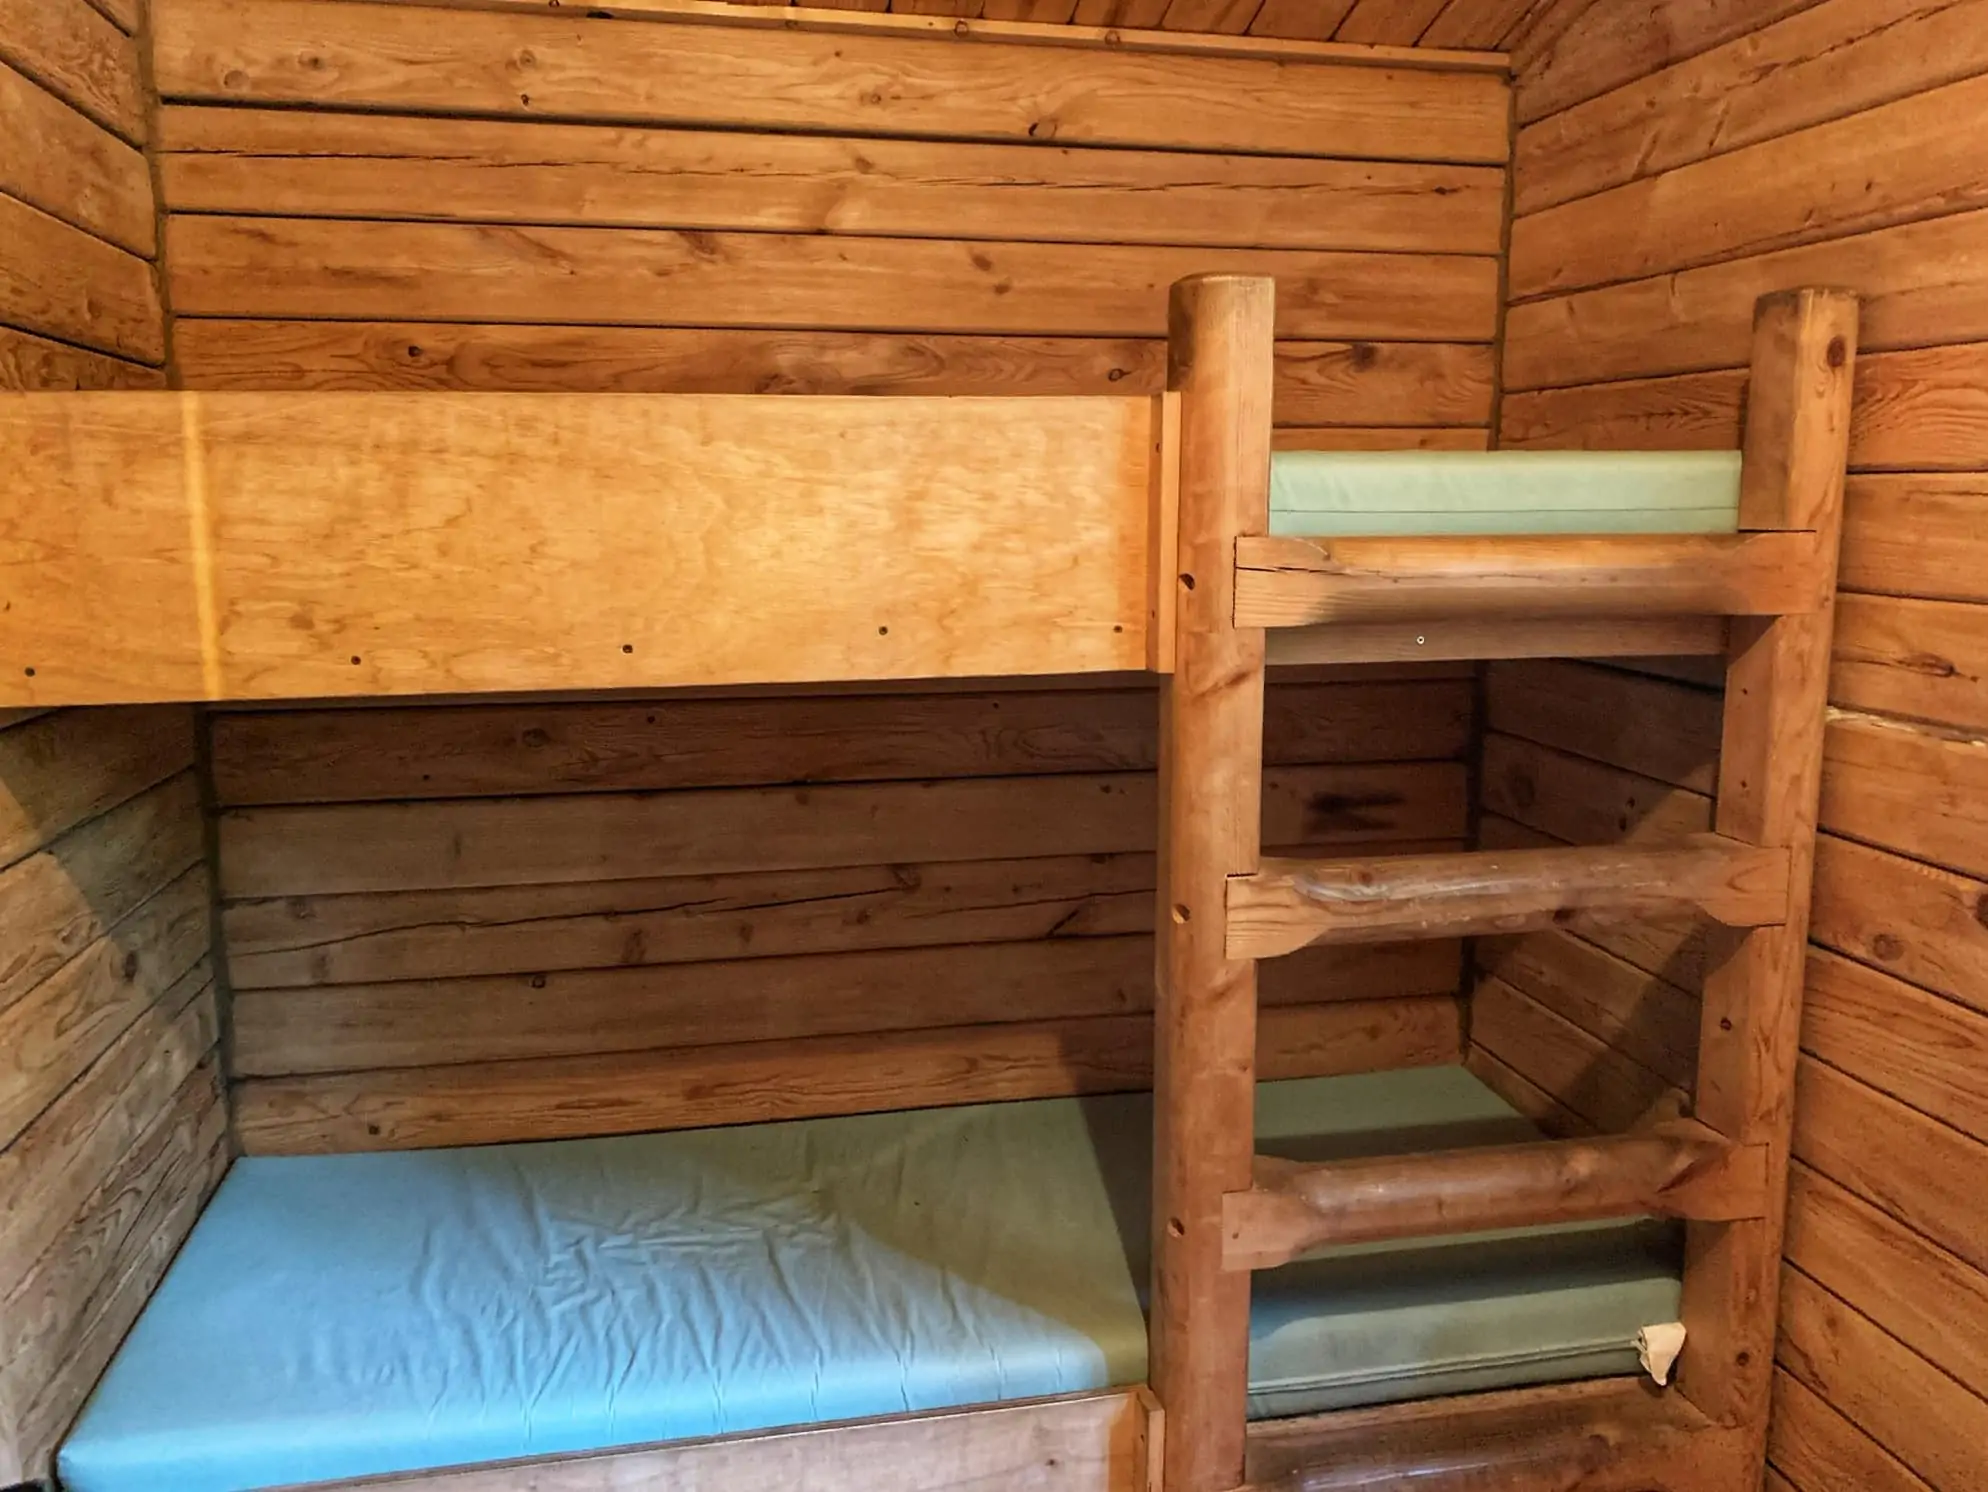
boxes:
[59,1067,1681,1492]
[1269,450,1743,535]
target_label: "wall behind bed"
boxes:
[0,2,227,1478]
[140,0,1514,1154]
[1484,4,1988,1490]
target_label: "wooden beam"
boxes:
[0,391,1155,705]
[1150,273,1273,1492]
[1243,1375,1746,1492]
[1681,288,1858,1449]
[1223,1119,1768,1272]
[1226,835,1789,958]
[1234,531,1827,629]
[1265,612,1728,665]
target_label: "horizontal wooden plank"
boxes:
[0,0,144,140]
[1786,1163,1988,1401]
[1265,612,1729,665]
[232,995,1464,1152]
[1515,0,1988,217]
[1505,206,1988,391]
[168,320,1493,429]
[1272,426,1491,452]
[1778,1264,1988,1492]
[1235,532,1825,628]
[1833,593,1988,733]
[219,762,1468,895]
[222,846,1465,987]
[157,105,1505,255]
[1843,474,1988,602]
[230,932,1459,1075]
[1803,947,1988,1144]
[0,192,162,363]
[1478,926,1701,1089]
[1462,1043,1596,1139]
[1811,833,1988,1019]
[1480,731,1714,845]
[2,392,1155,707]
[0,773,204,1015]
[0,865,210,1149]
[209,679,1475,805]
[1510,67,1988,301]
[1462,975,1689,1132]
[1226,1119,1761,1270]
[1792,1055,1988,1276]
[0,1060,226,1483]
[0,706,193,871]
[1821,711,1988,880]
[0,60,154,254]
[0,963,216,1304]
[274,1390,1154,1492]
[1769,1368,1938,1492]
[1486,658,1723,792]
[164,216,1500,342]
[150,0,1511,162]
[0,325,162,391]
[1230,836,1783,957]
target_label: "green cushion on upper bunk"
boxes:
[1269,450,1742,536]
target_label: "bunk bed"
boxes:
[3,277,1859,1492]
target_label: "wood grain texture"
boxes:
[150,0,1512,162]
[2,392,1156,705]
[1810,833,1988,1018]
[0,706,193,871]
[0,193,163,363]
[0,0,144,140]
[233,995,1465,1153]
[0,60,154,254]
[1769,1368,1937,1492]
[0,327,161,392]
[157,105,1505,255]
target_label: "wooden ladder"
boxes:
[1151,275,1859,1492]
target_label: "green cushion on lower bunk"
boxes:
[1269,450,1742,535]
[57,1066,1681,1492]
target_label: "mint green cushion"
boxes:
[1270,450,1741,536]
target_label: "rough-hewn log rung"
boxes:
[1234,531,1827,629]
[1224,1121,1768,1272]
[1226,835,1789,959]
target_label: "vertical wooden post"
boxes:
[1679,289,1858,1459]
[1151,274,1274,1492]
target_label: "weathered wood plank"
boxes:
[232,995,1464,1153]
[150,0,1511,162]
[1820,711,1988,880]
[164,216,1499,342]
[1768,1368,1937,1492]
[157,105,1504,255]
[0,60,154,254]
[1480,732,1713,846]
[0,707,193,873]
[218,762,1467,896]
[1833,593,1988,733]
[208,680,1474,805]
[1486,658,1722,792]
[0,0,144,140]
[0,325,161,391]
[1842,474,1988,600]
[1810,833,1988,1019]
[1467,975,1689,1132]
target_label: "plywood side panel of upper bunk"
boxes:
[1495,3,1988,1488]
[2,391,1159,704]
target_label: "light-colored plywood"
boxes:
[233,995,1465,1153]
[150,0,1512,162]
[268,1390,1156,1492]
[1,392,1155,705]
[163,217,1500,343]
[157,106,1505,255]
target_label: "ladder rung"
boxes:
[1234,531,1827,629]
[1227,835,1789,960]
[1223,1121,1768,1272]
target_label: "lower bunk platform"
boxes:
[60,1068,1687,1492]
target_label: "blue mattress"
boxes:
[59,1067,1681,1492]
[1269,450,1743,535]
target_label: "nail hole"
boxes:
[1719,1017,1733,1032]
[621,643,633,654]
[1179,573,1196,591]
[1171,903,1191,924]
[22,666,34,678]
[349,655,361,666]
[878,625,889,636]
[1736,1350,1752,1368]
[1112,624,1124,634]
[1167,1217,1185,1238]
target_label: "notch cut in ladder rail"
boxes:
[1233,530,1828,630]
[1225,835,1790,959]
[1222,1120,1770,1272]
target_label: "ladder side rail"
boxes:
[1677,288,1859,1452]
[1150,273,1276,1492]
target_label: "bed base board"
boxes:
[264,1389,1161,1492]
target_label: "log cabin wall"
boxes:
[1483,4,1988,1490]
[141,0,1514,1155]
[0,0,228,1480]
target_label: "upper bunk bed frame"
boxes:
[1,277,1858,1492]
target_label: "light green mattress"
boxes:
[1270,450,1742,536]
